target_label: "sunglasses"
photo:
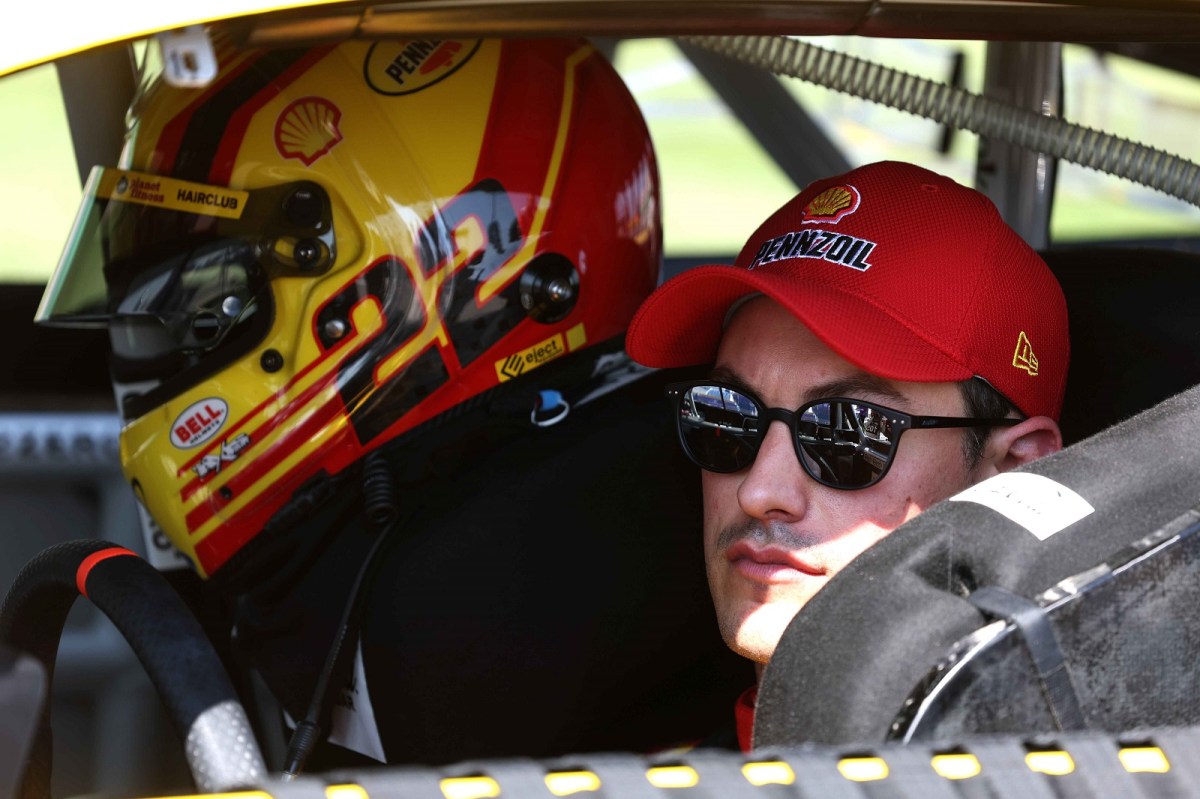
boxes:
[667,380,1020,490]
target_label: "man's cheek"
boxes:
[701,472,738,516]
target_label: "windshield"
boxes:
[5,25,1200,799]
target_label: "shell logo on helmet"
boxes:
[274,97,344,165]
[37,38,661,577]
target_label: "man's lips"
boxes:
[725,540,826,582]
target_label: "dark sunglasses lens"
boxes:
[677,385,761,472]
[796,399,897,488]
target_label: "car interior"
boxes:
[4,2,1200,798]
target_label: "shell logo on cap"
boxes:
[274,97,343,166]
[802,185,861,224]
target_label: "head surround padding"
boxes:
[755,380,1200,747]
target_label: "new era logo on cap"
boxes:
[1014,331,1039,376]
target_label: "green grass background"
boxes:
[3,37,1200,282]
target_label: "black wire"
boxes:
[281,452,397,778]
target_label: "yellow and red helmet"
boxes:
[38,37,660,577]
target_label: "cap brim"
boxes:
[626,265,974,383]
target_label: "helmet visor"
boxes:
[37,167,335,363]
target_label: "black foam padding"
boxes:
[0,540,112,676]
[0,540,247,798]
[84,554,243,733]
[0,539,113,799]
[755,381,1200,747]
[897,506,1200,740]
[965,587,1085,731]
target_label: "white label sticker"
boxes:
[284,639,385,763]
[949,472,1094,541]
[158,26,219,88]
[136,500,192,572]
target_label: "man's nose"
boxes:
[736,420,811,522]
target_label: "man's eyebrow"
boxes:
[803,374,908,405]
[708,365,756,394]
[708,365,908,406]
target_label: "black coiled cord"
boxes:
[282,451,397,778]
[362,453,399,528]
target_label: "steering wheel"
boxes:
[0,540,268,799]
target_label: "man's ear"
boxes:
[976,416,1063,478]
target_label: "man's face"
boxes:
[703,297,984,665]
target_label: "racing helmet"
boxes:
[37,37,661,577]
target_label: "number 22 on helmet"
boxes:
[38,38,661,577]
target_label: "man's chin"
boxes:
[722,601,806,665]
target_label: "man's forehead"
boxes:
[707,363,909,406]
[710,294,967,409]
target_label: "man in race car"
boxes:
[625,160,1069,750]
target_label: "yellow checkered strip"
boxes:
[143,737,1180,798]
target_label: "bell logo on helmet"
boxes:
[274,97,344,166]
[802,185,861,224]
[170,399,230,449]
[1013,331,1040,376]
[364,40,483,96]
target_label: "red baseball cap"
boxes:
[626,160,1069,420]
